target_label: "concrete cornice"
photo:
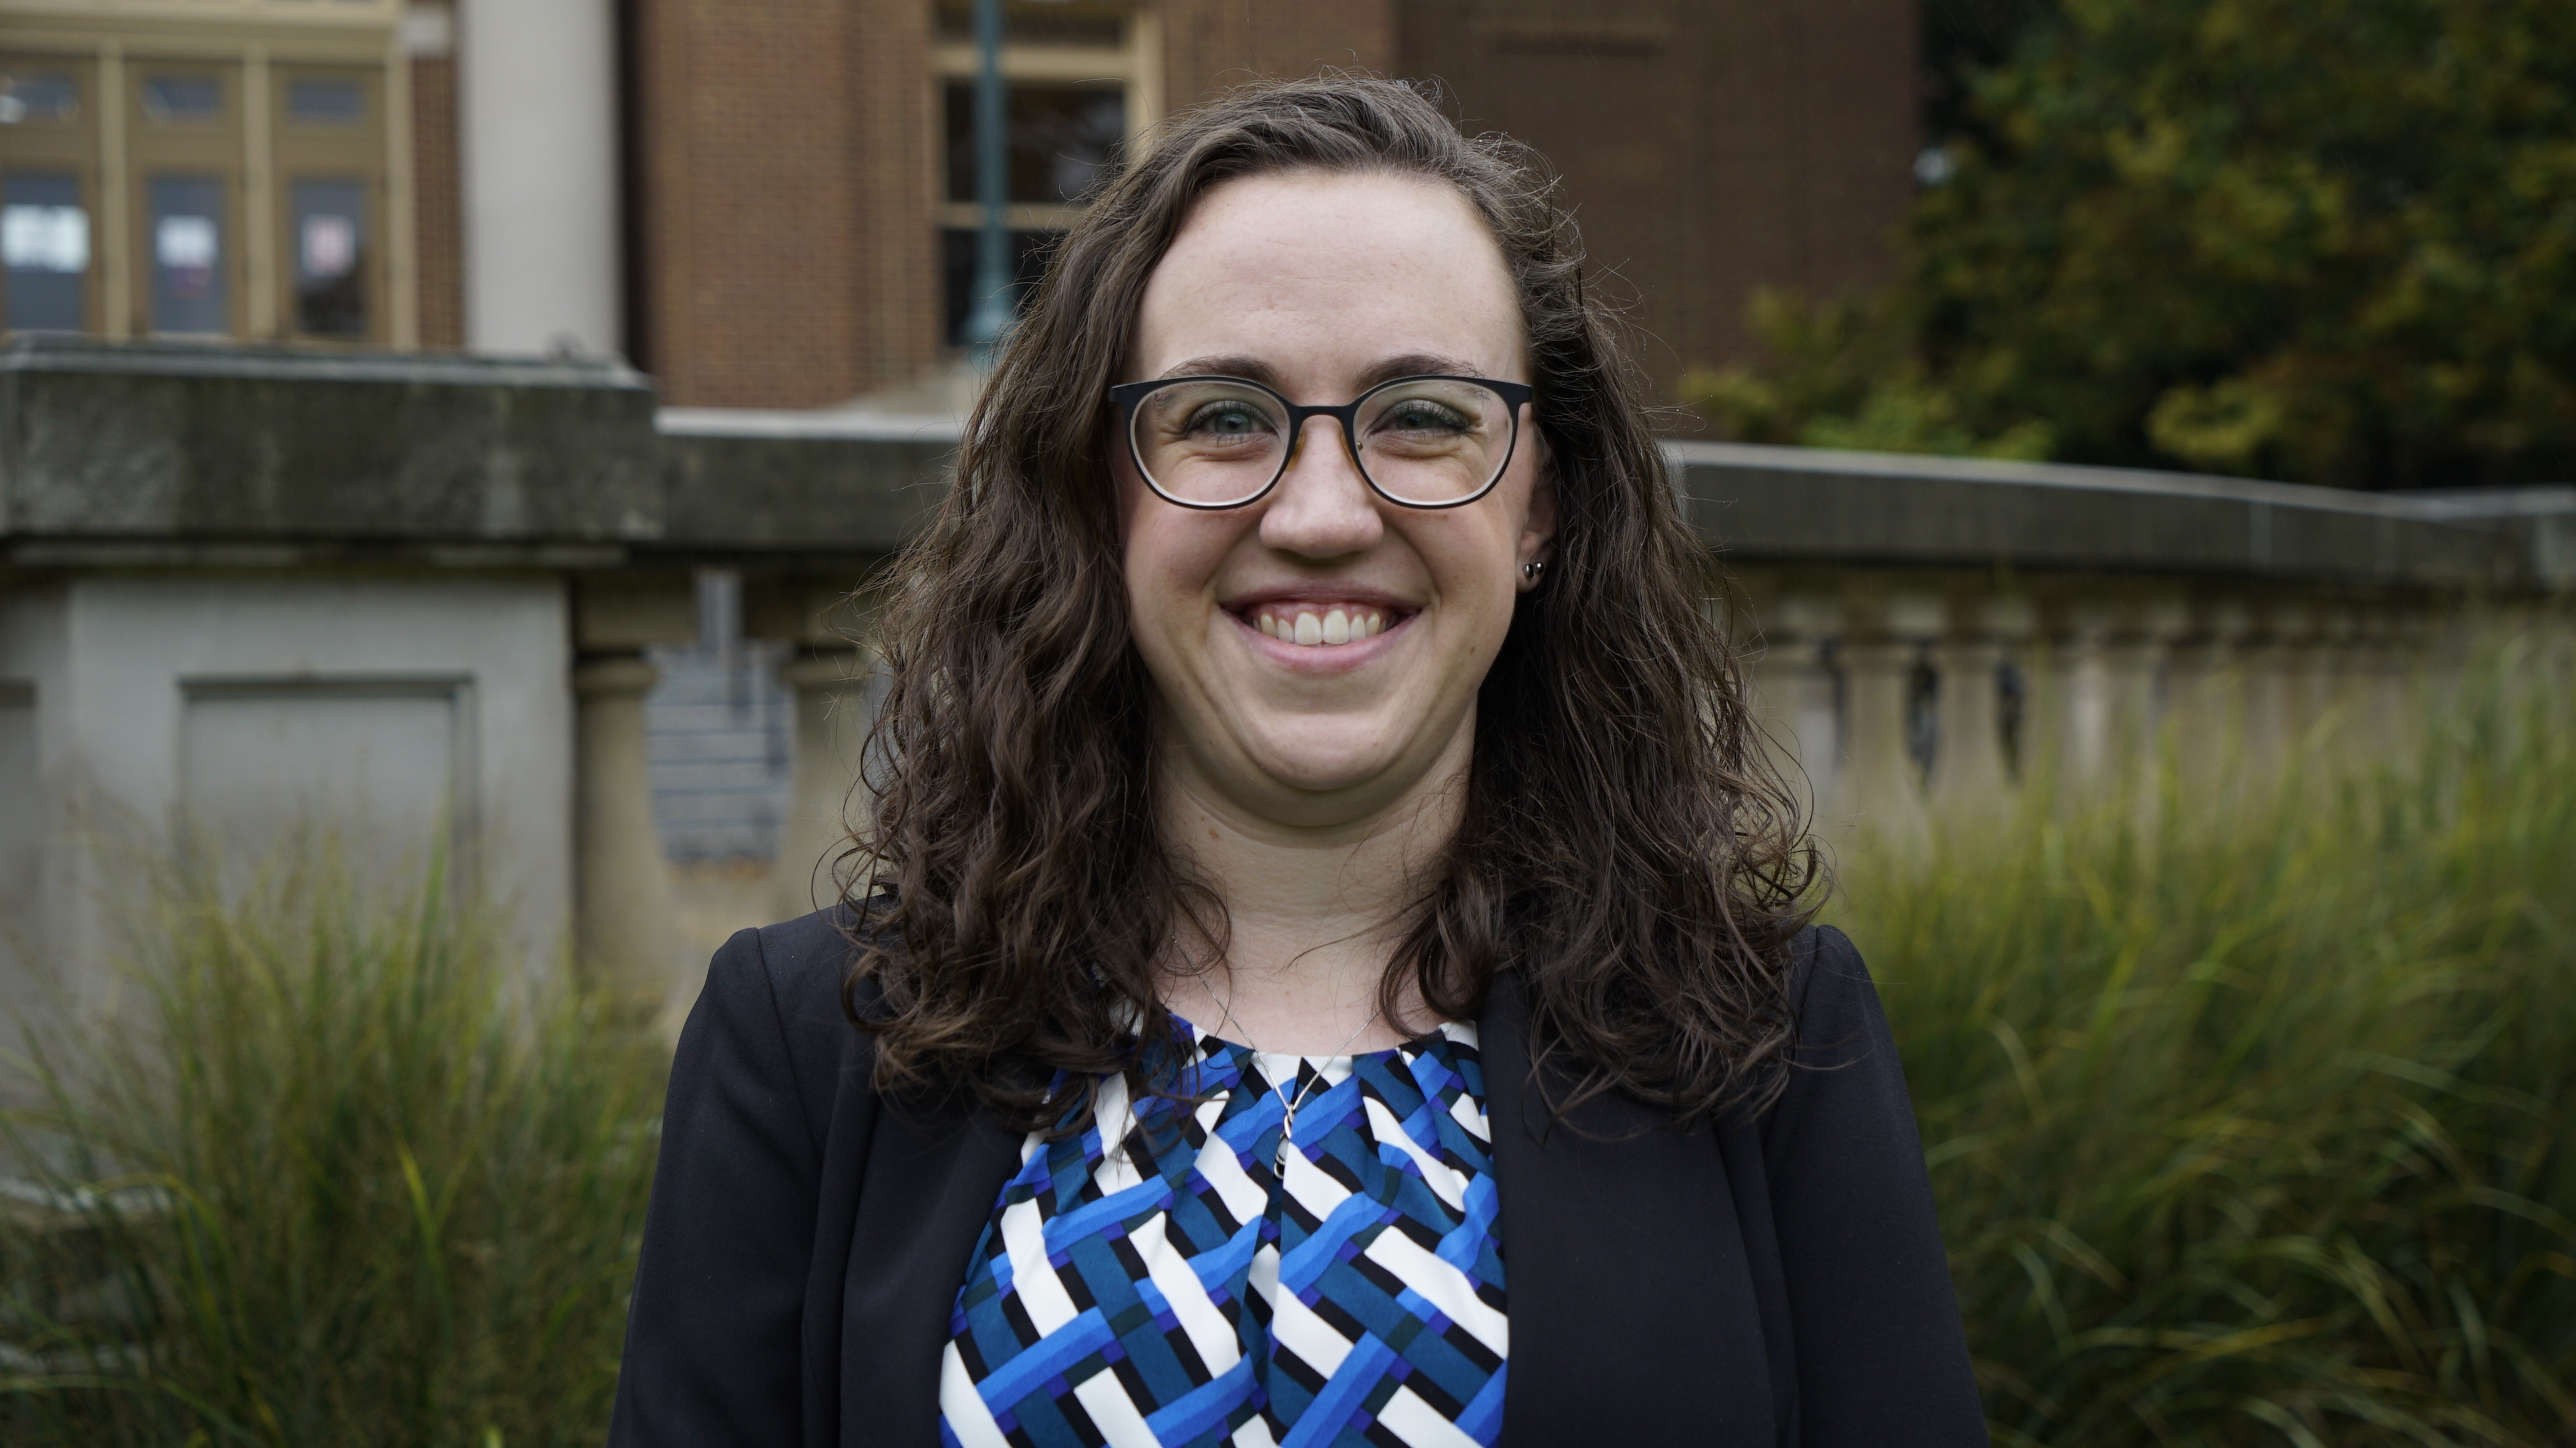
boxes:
[0,336,661,551]
[0,336,649,391]
[1665,440,2562,590]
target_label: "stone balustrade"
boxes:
[1,337,2567,1025]
[1674,442,2570,835]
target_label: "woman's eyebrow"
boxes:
[1357,353,1485,388]
[1159,355,1283,385]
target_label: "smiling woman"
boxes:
[609,75,1985,1448]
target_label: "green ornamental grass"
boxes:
[1835,622,2576,1444]
[0,851,663,1447]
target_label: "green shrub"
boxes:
[0,852,663,1447]
[1835,627,2576,1444]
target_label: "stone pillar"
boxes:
[1929,593,2029,816]
[2263,601,2320,764]
[2012,595,2069,796]
[774,646,871,923]
[1745,589,1843,815]
[2302,603,2356,760]
[573,651,680,1015]
[2337,604,2393,759]
[2165,598,2250,790]
[2056,603,2116,795]
[1836,588,1940,841]
[2368,607,2428,760]
[2106,593,2188,785]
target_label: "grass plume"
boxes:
[1838,621,2576,1444]
[0,848,662,1446]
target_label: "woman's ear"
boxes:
[1517,425,1558,591]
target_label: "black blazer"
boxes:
[608,910,1987,1446]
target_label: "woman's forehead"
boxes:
[1131,170,1526,389]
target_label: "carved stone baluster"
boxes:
[2239,599,2306,775]
[2165,596,2250,790]
[1837,587,1939,842]
[1746,587,1843,818]
[775,645,870,923]
[1929,591,2027,817]
[744,576,883,927]
[2108,593,2187,786]
[573,651,682,1016]
[571,573,697,1019]
[2057,601,2116,796]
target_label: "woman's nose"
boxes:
[1258,418,1384,559]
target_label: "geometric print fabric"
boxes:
[937,1019,1507,1448]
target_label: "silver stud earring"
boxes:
[1521,561,1544,581]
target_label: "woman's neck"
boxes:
[1153,729,1470,1056]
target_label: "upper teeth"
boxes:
[1253,604,1388,646]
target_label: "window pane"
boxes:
[3,172,87,331]
[935,5,1125,47]
[148,174,227,335]
[290,177,368,336]
[944,81,1126,204]
[143,74,225,124]
[286,77,366,126]
[940,226,1055,346]
[0,70,80,126]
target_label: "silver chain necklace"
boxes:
[1191,974,1382,1172]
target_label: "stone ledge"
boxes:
[0,336,660,544]
[1670,441,2550,590]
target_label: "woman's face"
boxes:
[1118,169,1554,831]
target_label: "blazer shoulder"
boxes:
[1782,922,1875,1057]
[741,902,871,1018]
[699,903,878,1142]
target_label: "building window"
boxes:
[939,226,1056,349]
[290,178,368,336]
[0,69,79,125]
[4,173,90,331]
[933,3,1158,346]
[0,41,403,346]
[148,174,229,335]
[286,77,366,126]
[275,67,385,341]
[2,59,98,334]
[141,72,227,126]
[940,80,1126,206]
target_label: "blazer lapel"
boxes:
[837,1087,1026,1447]
[1480,971,1784,1446]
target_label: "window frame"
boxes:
[0,53,104,335]
[929,3,1160,347]
[0,10,413,347]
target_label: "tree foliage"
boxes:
[1690,0,2576,489]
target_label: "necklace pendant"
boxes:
[1275,1104,1295,1172]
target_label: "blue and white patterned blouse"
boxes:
[937,1018,1508,1448]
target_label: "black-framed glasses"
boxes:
[1108,374,1535,510]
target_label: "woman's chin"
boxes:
[1227,723,1456,810]
[1250,754,1400,800]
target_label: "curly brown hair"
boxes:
[844,73,1818,1133]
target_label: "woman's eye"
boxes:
[1184,403,1272,439]
[1381,401,1471,433]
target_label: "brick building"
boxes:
[1,0,1913,409]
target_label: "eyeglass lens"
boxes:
[1128,378,1515,507]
